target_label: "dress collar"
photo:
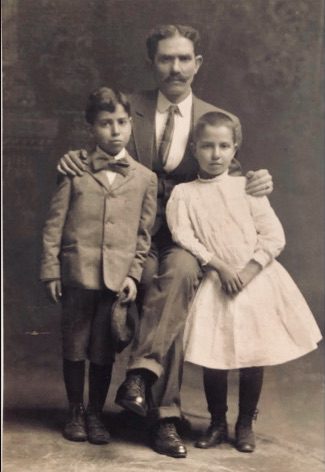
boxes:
[197,171,230,183]
[157,90,193,117]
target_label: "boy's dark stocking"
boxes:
[86,362,113,444]
[62,359,87,441]
[195,368,228,448]
[236,366,264,453]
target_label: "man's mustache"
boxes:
[165,74,187,83]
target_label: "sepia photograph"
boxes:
[3,1,324,471]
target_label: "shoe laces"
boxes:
[159,422,180,440]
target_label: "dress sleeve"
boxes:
[247,195,286,268]
[166,185,214,265]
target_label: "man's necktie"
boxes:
[92,154,130,176]
[158,104,179,167]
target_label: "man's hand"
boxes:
[119,277,137,304]
[238,260,262,288]
[217,265,243,295]
[246,169,273,197]
[44,280,62,303]
[57,149,88,176]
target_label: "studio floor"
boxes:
[3,335,325,472]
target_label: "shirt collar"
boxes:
[96,145,126,161]
[157,90,193,117]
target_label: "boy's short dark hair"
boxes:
[146,24,200,62]
[193,111,241,147]
[85,87,131,124]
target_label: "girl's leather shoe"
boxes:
[235,411,258,453]
[195,419,228,448]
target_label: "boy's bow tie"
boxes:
[92,154,130,176]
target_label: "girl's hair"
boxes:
[193,111,241,147]
[146,24,200,61]
[85,87,130,124]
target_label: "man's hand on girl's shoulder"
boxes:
[245,169,273,197]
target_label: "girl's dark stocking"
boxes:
[203,367,228,420]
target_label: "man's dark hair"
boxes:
[193,111,241,147]
[146,24,200,61]
[85,87,130,124]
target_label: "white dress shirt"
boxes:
[155,91,192,173]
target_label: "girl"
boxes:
[166,112,322,453]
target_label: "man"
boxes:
[58,24,273,458]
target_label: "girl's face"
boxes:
[193,124,237,179]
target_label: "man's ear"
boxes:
[195,55,203,73]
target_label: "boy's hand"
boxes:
[238,260,262,288]
[44,280,62,303]
[217,265,243,295]
[245,169,273,197]
[57,149,88,176]
[119,277,137,304]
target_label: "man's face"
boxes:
[151,35,203,103]
[91,105,132,155]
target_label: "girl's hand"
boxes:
[238,260,262,288]
[245,169,273,197]
[119,277,137,304]
[57,149,87,176]
[217,266,243,295]
[44,280,62,303]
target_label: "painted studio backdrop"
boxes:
[3,0,324,400]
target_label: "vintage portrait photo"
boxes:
[3,1,324,471]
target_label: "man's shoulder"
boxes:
[193,95,240,123]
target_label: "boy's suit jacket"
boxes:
[126,90,242,233]
[40,150,157,292]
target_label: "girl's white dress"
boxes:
[166,173,322,369]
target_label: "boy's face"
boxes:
[91,105,132,155]
[193,124,237,178]
[151,35,202,103]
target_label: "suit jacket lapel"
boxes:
[131,90,157,169]
[110,151,136,192]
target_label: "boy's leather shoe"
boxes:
[86,409,110,444]
[63,403,87,442]
[115,373,147,417]
[235,411,258,453]
[195,419,228,448]
[151,420,187,458]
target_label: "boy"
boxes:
[40,87,157,445]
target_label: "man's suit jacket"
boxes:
[40,151,157,292]
[125,90,242,233]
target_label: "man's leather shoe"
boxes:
[195,419,228,448]
[63,403,87,442]
[86,409,110,445]
[151,420,187,458]
[115,373,147,416]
